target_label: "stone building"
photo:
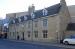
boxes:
[0,19,9,38]
[63,5,75,38]
[7,0,70,43]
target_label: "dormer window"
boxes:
[31,13,35,19]
[19,17,21,22]
[24,16,27,20]
[42,8,48,16]
[13,20,15,23]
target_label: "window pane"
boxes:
[35,22,38,27]
[28,31,30,37]
[43,30,48,38]
[28,21,31,28]
[34,20,38,27]
[34,31,38,38]
[43,19,48,27]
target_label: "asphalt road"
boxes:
[0,39,68,49]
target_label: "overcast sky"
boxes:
[0,0,75,19]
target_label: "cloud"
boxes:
[0,0,75,19]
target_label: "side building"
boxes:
[0,19,9,38]
[7,0,70,43]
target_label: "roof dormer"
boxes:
[42,8,48,16]
[31,12,35,19]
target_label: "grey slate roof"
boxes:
[0,19,9,25]
[10,3,61,24]
[34,3,61,18]
[46,3,61,16]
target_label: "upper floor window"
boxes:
[17,32,19,34]
[28,21,31,28]
[42,9,48,16]
[31,13,35,19]
[43,19,48,27]
[34,20,38,27]
[13,32,14,36]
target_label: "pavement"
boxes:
[0,39,75,49]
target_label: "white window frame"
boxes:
[31,13,35,19]
[19,18,21,22]
[43,19,48,27]
[43,8,48,16]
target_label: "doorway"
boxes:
[22,32,24,40]
[4,33,7,39]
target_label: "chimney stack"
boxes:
[60,0,67,5]
[28,4,35,15]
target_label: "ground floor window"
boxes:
[34,31,38,38]
[17,32,19,40]
[22,32,24,40]
[27,31,30,38]
[43,30,48,38]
